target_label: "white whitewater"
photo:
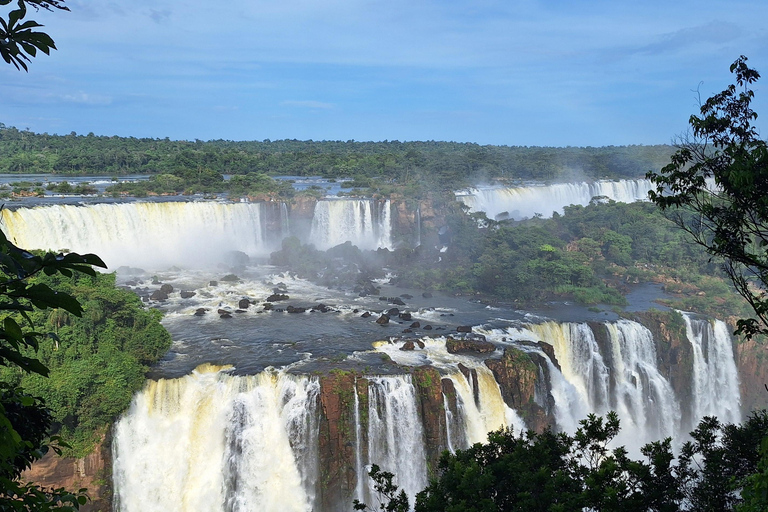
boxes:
[457,178,654,220]
[363,376,427,505]
[681,312,741,425]
[309,199,392,251]
[112,367,320,512]
[528,320,679,449]
[605,320,680,444]
[446,366,525,448]
[1,202,274,270]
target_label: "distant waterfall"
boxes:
[457,178,655,220]
[112,367,320,512]
[309,199,392,251]
[1,202,278,269]
[681,312,741,424]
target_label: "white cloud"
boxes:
[59,92,113,105]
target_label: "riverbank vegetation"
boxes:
[272,198,751,321]
[0,270,171,456]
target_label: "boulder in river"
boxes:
[376,314,390,325]
[446,337,496,354]
[238,298,251,309]
[266,293,289,302]
[180,291,196,299]
[150,290,168,301]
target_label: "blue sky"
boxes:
[2,0,767,146]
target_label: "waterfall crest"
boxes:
[1,202,272,269]
[457,178,654,220]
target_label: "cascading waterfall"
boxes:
[363,376,427,505]
[1,202,277,269]
[445,366,525,448]
[681,312,741,424]
[456,178,655,220]
[112,366,320,512]
[112,316,744,510]
[528,320,681,449]
[530,322,610,414]
[309,199,392,251]
[604,320,680,444]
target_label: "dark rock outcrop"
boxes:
[180,290,196,299]
[318,371,365,511]
[445,337,496,354]
[412,367,448,475]
[149,290,168,301]
[376,314,390,325]
[266,293,289,302]
[486,348,552,432]
[238,298,250,309]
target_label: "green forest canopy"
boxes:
[0,124,673,189]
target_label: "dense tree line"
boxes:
[356,411,768,512]
[0,124,673,190]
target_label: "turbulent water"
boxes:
[456,178,655,220]
[0,184,744,511]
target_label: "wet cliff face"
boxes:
[734,333,768,414]
[317,371,360,511]
[486,348,552,432]
[628,311,695,425]
[21,431,113,512]
[411,367,448,475]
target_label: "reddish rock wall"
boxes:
[21,432,112,512]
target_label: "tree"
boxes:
[355,412,768,512]
[0,228,104,509]
[1,1,108,508]
[647,56,768,339]
[0,0,67,71]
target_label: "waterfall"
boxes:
[1,202,277,270]
[604,320,680,444]
[309,199,392,251]
[363,376,427,505]
[456,178,654,220]
[445,366,524,448]
[112,367,319,512]
[530,322,610,414]
[681,312,741,424]
[527,320,681,449]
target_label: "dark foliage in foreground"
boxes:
[356,411,768,512]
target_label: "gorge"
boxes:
[2,177,760,512]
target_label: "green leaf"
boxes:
[3,317,22,341]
